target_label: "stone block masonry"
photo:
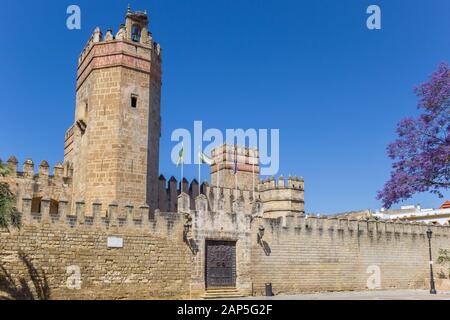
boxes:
[1,192,449,299]
[250,216,450,295]
[0,213,192,300]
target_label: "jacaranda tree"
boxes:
[377,63,450,208]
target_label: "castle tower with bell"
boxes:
[64,5,162,213]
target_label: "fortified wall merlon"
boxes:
[5,156,70,179]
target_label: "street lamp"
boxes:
[426,227,437,294]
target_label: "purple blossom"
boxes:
[377,63,450,208]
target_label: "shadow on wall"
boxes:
[185,238,199,255]
[0,251,50,300]
[260,240,271,256]
[257,231,271,256]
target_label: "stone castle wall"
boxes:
[0,204,193,300]
[1,193,449,300]
[250,215,450,295]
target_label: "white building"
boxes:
[373,201,450,225]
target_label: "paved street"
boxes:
[234,290,450,300]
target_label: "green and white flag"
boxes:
[176,146,184,167]
[199,151,213,165]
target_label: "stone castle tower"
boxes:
[210,145,260,192]
[0,6,304,221]
[64,6,162,212]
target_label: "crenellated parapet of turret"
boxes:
[76,5,162,91]
[258,175,305,218]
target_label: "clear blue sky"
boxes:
[0,0,449,214]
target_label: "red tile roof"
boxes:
[440,200,450,209]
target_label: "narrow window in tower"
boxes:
[131,95,138,108]
[131,25,141,42]
[85,102,89,120]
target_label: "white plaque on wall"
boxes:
[107,236,124,248]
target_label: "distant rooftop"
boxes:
[440,201,450,209]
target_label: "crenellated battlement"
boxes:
[14,191,254,238]
[77,6,162,71]
[2,149,305,231]
[16,194,187,239]
[77,26,162,66]
[4,156,71,180]
[6,153,447,241]
[255,214,450,238]
[156,174,261,215]
[1,157,73,220]
[207,144,305,219]
[154,171,305,221]
[258,175,304,191]
[156,175,207,212]
[257,175,305,218]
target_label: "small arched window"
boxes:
[131,25,141,42]
[131,94,138,108]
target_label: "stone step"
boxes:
[202,287,244,299]
[206,287,240,292]
[203,293,244,299]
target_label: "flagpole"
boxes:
[182,142,184,193]
[216,162,220,201]
[198,146,201,196]
[181,161,184,193]
[252,159,255,194]
[178,142,184,193]
[234,145,237,193]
